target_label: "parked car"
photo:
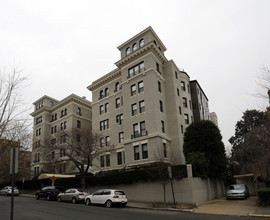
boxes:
[57,188,89,204]
[85,189,127,208]
[226,184,249,199]
[35,186,65,200]
[0,186,19,196]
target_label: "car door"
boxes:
[101,190,111,204]
[40,187,48,198]
[63,189,71,201]
[91,190,103,204]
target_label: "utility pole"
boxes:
[10,147,18,220]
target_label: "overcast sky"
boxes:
[1,0,270,151]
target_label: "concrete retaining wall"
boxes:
[85,177,225,205]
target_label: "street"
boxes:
[0,196,262,220]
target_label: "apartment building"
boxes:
[88,26,196,172]
[30,94,92,178]
[190,80,210,121]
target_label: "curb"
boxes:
[249,214,270,218]
[126,205,194,213]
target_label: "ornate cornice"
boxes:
[87,69,121,91]
[115,42,167,68]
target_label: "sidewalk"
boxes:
[21,194,270,218]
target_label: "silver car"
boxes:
[0,186,19,196]
[57,188,89,204]
[226,184,249,199]
[85,189,127,208]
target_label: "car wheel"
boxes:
[72,197,76,204]
[35,194,39,200]
[105,200,112,208]
[46,194,51,201]
[85,198,91,206]
[57,196,62,202]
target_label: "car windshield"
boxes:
[229,185,245,190]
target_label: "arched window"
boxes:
[139,39,144,47]
[126,47,131,56]
[100,90,104,99]
[115,82,120,92]
[132,43,137,51]
[105,88,109,96]
[77,107,81,116]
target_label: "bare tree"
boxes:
[0,66,31,182]
[41,128,115,188]
[255,66,270,101]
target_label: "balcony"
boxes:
[131,130,148,139]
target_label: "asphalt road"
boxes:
[0,196,262,220]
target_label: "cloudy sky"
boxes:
[1,0,270,150]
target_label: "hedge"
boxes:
[258,188,270,206]
[1,165,187,190]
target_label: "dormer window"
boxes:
[126,47,131,56]
[139,39,144,47]
[132,43,137,52]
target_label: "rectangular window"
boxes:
[181,81,186,91]
[51,151,55,160]
[116,98,121,108]
[105,136,110,146]
[100,155,104,168]
[128,62,145,78]
[77,120,81,128]
[179,106,182,115]
[106,154,110,167]
[51,138,56,145]
[138,81,144,93]
[116,114,123,124]
[177,88,180,96]
[134,145,140,160]
[131,84,136,96]
[181,125,184,133]
[158,81,161,92]
[184,114,189,124]
[175,71,178,79]
[183,97,188,107]
[119,132,124,143]
[133,123,139,138]
[163,143,167,158]
[160,100,163,112]
[139,100,145,113]
[100,119,109,131]
[131,103,137,116]
[117,152,122,165]
[100,137,105,147]
[161,120,165,133]
[100,105,104,115]
[156,62,160,73]
[105,103,109,113]
[142,143,148,159]
[140,121,146,136]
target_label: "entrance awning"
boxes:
[38,173,76,180]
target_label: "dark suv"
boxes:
[36,186,65,201]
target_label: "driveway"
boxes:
[194,196,258,217]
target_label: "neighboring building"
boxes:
[190,80,210,121]
[18,150,32,181]
[0,138,20,183]
[30,94,92,178]
[210,112,218,126]
[88,26,198,172]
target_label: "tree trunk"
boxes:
[163,184,166,207]
[80,175,86,189]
